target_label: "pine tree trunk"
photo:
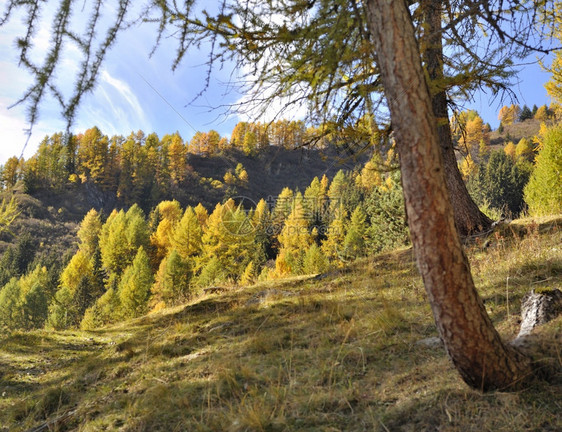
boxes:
[364,0,533,391]
[420,1,492,236]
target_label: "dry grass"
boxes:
[0,217,561,431]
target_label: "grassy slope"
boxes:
[1,217,561,432]
[488,119,542,149]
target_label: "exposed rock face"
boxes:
[517,289,562,338]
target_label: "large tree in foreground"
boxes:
[364,0,533,390]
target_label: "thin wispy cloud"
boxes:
[100,69,151,129]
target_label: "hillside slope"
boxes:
[489,118,542,148]
[1,217,561,431]
[0,146,363,255]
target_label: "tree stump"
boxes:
[517,288,562,338]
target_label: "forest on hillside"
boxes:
[0,100,561,334]
[2,0,562,401]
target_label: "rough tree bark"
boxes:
[364,0,533,391]
[420,1,492,236]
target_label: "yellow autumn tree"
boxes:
[504,141,517,160]
[498,104,520,125]
[150,200,183,264]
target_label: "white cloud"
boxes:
[100,69,150,128]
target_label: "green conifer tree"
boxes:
[0,278,23,330]
[343,206,368,259]
[524,125,562,215]
[119,247,154,319]
[302,244,330,275]
[151,249,192,307]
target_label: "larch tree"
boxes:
[170,206,203,261]
[150,200,184,264]
[151,249,192,307]
[77,208,103,257]
[0,197,20,234]
[364,0,534,390]
[119,246,154,319]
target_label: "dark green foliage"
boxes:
[468,151,532,217]
[519,105,533,121]
[343,206,368,259]
[22,282,48,329]
[47,287,75,330]
[0,234,36,286]
[0,278,22,330]
[498,123,504,134]
[364,175,409,253]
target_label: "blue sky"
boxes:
[0,3,554,166]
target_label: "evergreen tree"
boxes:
[49,250,96,330]
[304,176,329,229]
[364,173,409,252]
[469,151,532,217]
[151,249,192,307]
[0,278,23,330]
[519,105,533,121]
[251,198,272,266]
[531,104,538,116]
[119,247,154,318]
[0,233,36,286]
